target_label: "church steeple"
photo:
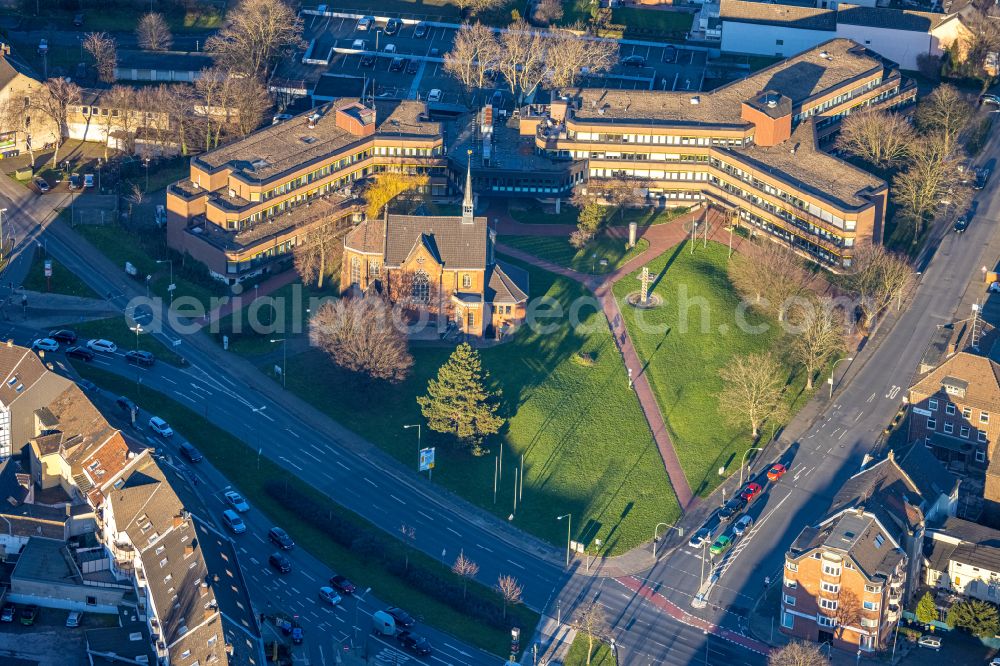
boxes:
[462,150,474,223]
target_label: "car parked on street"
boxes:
[427,89,442,102]
[222,509,246,534]
[269,552,291,573]
[34,178,49,193]
[917,635,941,650]
[955,213,970,233]
[397,631,433,656]
[116,396,137,413]
[709,535,732,556]
[767,463,787,482]
[976,167,992,190]
[125,350,155,367]
[318,586,343,605]
[269,526,294,549]
[148,416,173,437]
[329,574,356,595]
[733,514,754,537]
[740,482,763,503]
[225,490,250,512]
[69,174,82,189]
[386,607,415,629]
[718,496,746,521]
[83,174,94,188]
[32,338,59,352]
[86,338,117,353]
[688,527,711,548]
[179,442,203,463]
[49,329,77,344]
[66,346,94,361]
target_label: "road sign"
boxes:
[43,260,52,277]
[418,447,435,471]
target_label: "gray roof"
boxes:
[837,6,952,31]
[790,509,905,581]
[116,49,213,72]
[10,536,80,584]
[382,214,488,269]
[933,517,1000,547]
[86,621,157,666]
[897,441,960,499]
[721,0,836,31]
[488,261,529,304]
[925,537,958,574]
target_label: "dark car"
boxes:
[125,350,156,367]
[975,167,991,190]
[66,346,95,362]
[49,329,77,344]
[20,605,38,626]
[34,178,50,193]
[179,442,203,463]
[718,496,746,521]
[269,552,292,573]
[69,174,82,190]
[663,46,677,63]
[414,22,428,38]
[406,60,419,75]
[622,55,646,67]
[397,631,433,656]
[73,12,84,27]
[955,214,970,233]
[389,57,405,72]
[1,604,14,622]
[490,90,503,108]
[360,54,376,68]
[269,526,295,549]
[384,18,402,35]
[386,607,415,629]
[116,396,137,413]
[329,574,356,595]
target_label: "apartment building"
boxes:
[782,446,957,651]
[491,38,912,270]
[167,99,448,283]
[925,517,1000,603]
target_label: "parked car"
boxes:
[733,514,754,537]
[66,346,95,361]
[360,54,376,67]
[83,174,94,188]
[34,178,49,193]
[329,573,356,595]
[125,350,156,367]
[709,535,732,556]
[718,496,746,521]
[78,379,97,392]
[414,22,428,38]
[767,463,787,482]
[740,482,763,503]
[66,611,82,627]
[406,59,419,75]
[491,90,503,108]
[148,416,173,437]
[20,605,38,626]
[389,57,405,72]
[116,396,137,413]
[386,607,415,629]
[269,552,292,573]
[976,167,992,190]
[981,93,1000,106]
[222,509,246,534]
[73,12,84,27]
[272,113,292,125]
[179,442,203,463]
[225,490,250,512]
[1,604,14,622]
[318,586,343,605]
[663,46,677,63]
[688,527,711,548]
[384,43,396,53]
[427,89,442,103]
[37,39,47,55]
[86,338,117,353]
[397,631,433,656]
[357,16,374,30]
[32,338,59,352]
[269,526,295,550]
[917,635,941,650]
[372,610,396,636]
[955,214,970,233]
[49,329,77,344]
[351,38,366,50]
[69,174,82,189]
[622,55,646,67]
[384,18,402,35]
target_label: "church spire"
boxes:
[462,150,474,223]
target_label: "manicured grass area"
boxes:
[565,634,616,666]
[499,235,649,274]
[612,241,813,496]
[2,6,224,32]
[73,318,187,367]
[508,202,691,228]
[23,255,97,298]
[613,8,693,40]
[70,364,536,657]
[279,259,678,555]
[616,206,692,227]
[561,0,598,25]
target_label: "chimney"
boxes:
[184,544,194,556]
[199,582,209,597]
[6,339,12,347]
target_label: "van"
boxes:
[222,510,246,534]
[372,610,396,636]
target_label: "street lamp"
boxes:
[352,587,372,652]
[270,338,287,388]
[828,356,855,399]
[143,157,150,192]
[556,514,571,567]
[0,207,8,259]
[156,259,173,306]
[96,158,102,192]
[652,522,683,559]
[403,424,422,475]
[739,446,763,487]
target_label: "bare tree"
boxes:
[100,85,140,158]
[496,574,523,619]
[451,550,480,599]
[719,352,788,439]
[127,183,145,223]
[206,0,304,79]
[228,76,271,137]
[157,83,198,155]
[848,245,914,332]
[363,172,430,219]
[136,86,173,155]
[399,523,416,570]
[533,0,564,25]
[33,78,82,167]
[728,239,810,322]
[498,21,546,99]
[788,298,845,390]
[293,223,342,289]
[310,297,414,382]
[84,32,117,83]
[571,602,608,666]
[547,30,619,88]
[891,136,963,240]
[768,641,829,666]
[136,12,173,51]
[914,84,973,156]
[444,23,484,90]
[835,110,915,168]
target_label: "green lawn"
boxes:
[616,206,691,227]
[499,235,649,274]
[1,5,224,32]
[23,256,97,298]
[69,364,537,657]
[73,318,187,367]
[565,634,617,666]
[613,8,693,40]
[280,259,678,555]
[508,202,690,228]
[612,241,813,496]
[561,0,598,25]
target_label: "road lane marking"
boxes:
[301,449,322,463]
[279,456,303,471]
[390,494,405,504]
[285,428,301,438]
[476,543,494,553]
[417,510,434,521]
[364,477,377,487]
[446,527,461,537]
[335,461,350,470]
[506,559,525,570]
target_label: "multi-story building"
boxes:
[341,165,529,338]
[781,446,957,652]
[472,38,913,270]
[167,99,448,283]
[925,516,1000,603]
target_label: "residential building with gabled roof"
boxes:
[924,516,1000,603]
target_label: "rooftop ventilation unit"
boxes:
[689,96,700,105]
[307,112,321,128]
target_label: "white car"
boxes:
[351,39,366,50]
[357,16,374,30]
[86,339,117,353]
[917,635,941,650]
[384,43,396,53]
[32,338,59,352]
[225,490,250,512]
[66,610,82,627]
[427,89,442,103]
[318,586,343,605]
[148,416,174,438]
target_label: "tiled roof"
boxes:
[383,214,488,269]
[344,216,386,255]
[909,351,1000,411]
[932,516,1000,546]
[789,510,904,581]
[487,261,529,304]
[721,0,836,31]
[837,5,952,31]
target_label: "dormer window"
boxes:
[942,377,968,398]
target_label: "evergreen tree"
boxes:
[915,591,939,626]
[946,599,1000,637]
[418,343,504,453]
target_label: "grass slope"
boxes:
[281,259,678,555]
[612,240,813,496]
[565,634,617,666]
[499,235,649,274]
[23,256,97,298]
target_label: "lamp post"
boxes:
[156,259,173,306]
[352,587,371,652]
[739,446,763,487]
[829,356,855,399]
[143,157,150,192]
[652,522,683,559]
[96,158,102,192]
[129,324,143,391]
[0,207,8,259]
[270,338,287,388]
[403,424,423,477]
[556,514,571,567]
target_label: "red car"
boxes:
[740,482,763,502]
[767,464,787,483]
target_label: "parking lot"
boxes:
[0,603,121,666]
[280,12,711,105]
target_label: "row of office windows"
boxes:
[793,76,884,122]
[566,131,749,147]
[739,209,845,268]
